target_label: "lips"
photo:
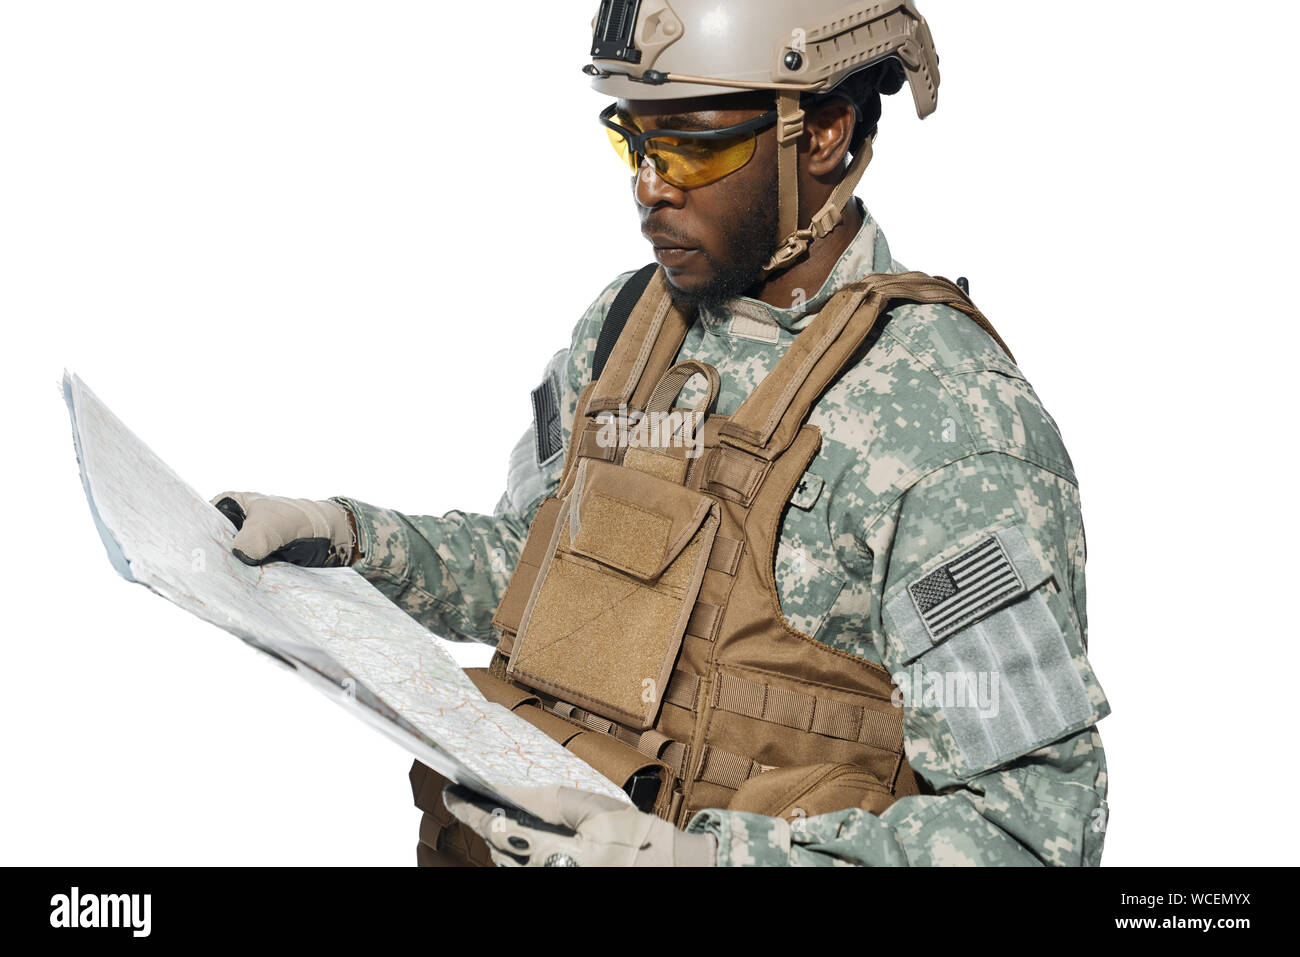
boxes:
[642,226,697,253]
[653,247,696,268]
[643,227,698,268]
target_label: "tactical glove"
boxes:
[210,491,357,568]
[442,784,717,867]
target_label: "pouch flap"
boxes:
[566,730,665,792]
[568,459,713,581]
[465,667,540,713]
[504,462,722,722]
[726,762,895,819]
[506,460,720,730]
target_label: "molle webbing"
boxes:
[664,669,903,752]
[719,272,1015,458]
[548,701,691,780]
[695,747,772,790]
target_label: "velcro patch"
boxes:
[789,470,824,511]
[530,373,563,465]
[909,535,1024,642]
[883,525,1103,777]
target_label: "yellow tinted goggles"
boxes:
[600,103,776,190]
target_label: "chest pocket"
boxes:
[507,459,720,730]
[774,468,844,640]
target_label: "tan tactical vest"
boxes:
[410,269,1014,866]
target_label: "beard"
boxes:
[664,166,780,311]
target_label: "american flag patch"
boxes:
[908,535,1025,641]
[531,374,563,464]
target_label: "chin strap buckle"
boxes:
[777,111,805,147]
[809,203,844,240]
[760,198,847,277]
[762,229,815,275]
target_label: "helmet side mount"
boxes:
[592,0,686,74]
[592,0,644,64]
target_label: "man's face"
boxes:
[618,93,779,309]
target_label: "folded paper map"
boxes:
[62,372,629,810]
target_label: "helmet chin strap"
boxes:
[761,90,874,279]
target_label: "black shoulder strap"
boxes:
[592,263,658,382]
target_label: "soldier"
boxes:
[214,0,1109,866]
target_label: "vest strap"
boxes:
[593,262,657,381]
[696,746,770,790]
[685,601,724,643]
[575,428,617,463]
[586,268,694,416]
[720,272,1015,458]
[703,446,768,505]
[636,729,689,779]
[707,536,744,576]
[664,670,701,710]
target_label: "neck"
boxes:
[745,199,864,311]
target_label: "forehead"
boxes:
[618,92,771,130]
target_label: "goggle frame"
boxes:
[599,102,779,189]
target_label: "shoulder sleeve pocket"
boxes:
[883,525,1109,778]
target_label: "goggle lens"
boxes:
[606,121,639,172]
[605,113,759,189]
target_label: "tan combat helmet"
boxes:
[585,0,941,276]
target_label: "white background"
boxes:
[2,1,1296,866]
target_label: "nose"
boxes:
[634,158,686,210]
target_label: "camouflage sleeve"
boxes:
[686,453,1111,866]
[333,272,637,643]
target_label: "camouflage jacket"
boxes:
[338,201,1112,866]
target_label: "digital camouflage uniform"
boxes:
[336,199,1111,867]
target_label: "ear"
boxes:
[804,98,858,178]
